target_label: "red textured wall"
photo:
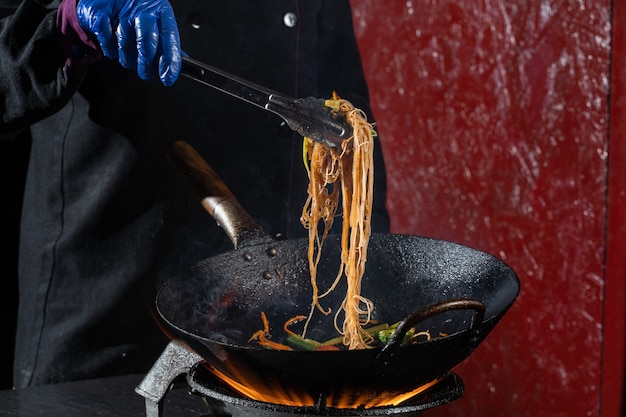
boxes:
[349,1,625,416]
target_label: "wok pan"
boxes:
[157,141,520,395]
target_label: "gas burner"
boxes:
[135,340,464,417]
[188,362,463,417]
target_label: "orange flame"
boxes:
[205,361,441,409]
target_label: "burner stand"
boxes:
[136,340,464,417]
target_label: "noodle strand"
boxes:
[301,96,375,349]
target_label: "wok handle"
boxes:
[380,298,486,353]
[168,140,267,249]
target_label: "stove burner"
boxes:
[136,340,464,417]
[188,363,463,417]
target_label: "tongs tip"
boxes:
[267,96,352,148]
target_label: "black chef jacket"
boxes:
[0,0,389,387]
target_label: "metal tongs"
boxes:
[180,56,352,148]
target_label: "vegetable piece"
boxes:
[248,311,293,351]
[283,315,323,350]
[322,322,390,346]
[283,315,309,337]
[286,334,322,351]
[314,345,340,351]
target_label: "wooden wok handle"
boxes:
[167,140,266,249]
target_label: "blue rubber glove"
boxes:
[76,0,181,86]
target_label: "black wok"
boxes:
[157,141,520,395]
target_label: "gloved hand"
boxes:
[76,0,181,86]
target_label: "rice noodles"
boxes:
[300,94,375,350]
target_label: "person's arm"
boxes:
[0,0,182,138]
[0,0,86,138]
